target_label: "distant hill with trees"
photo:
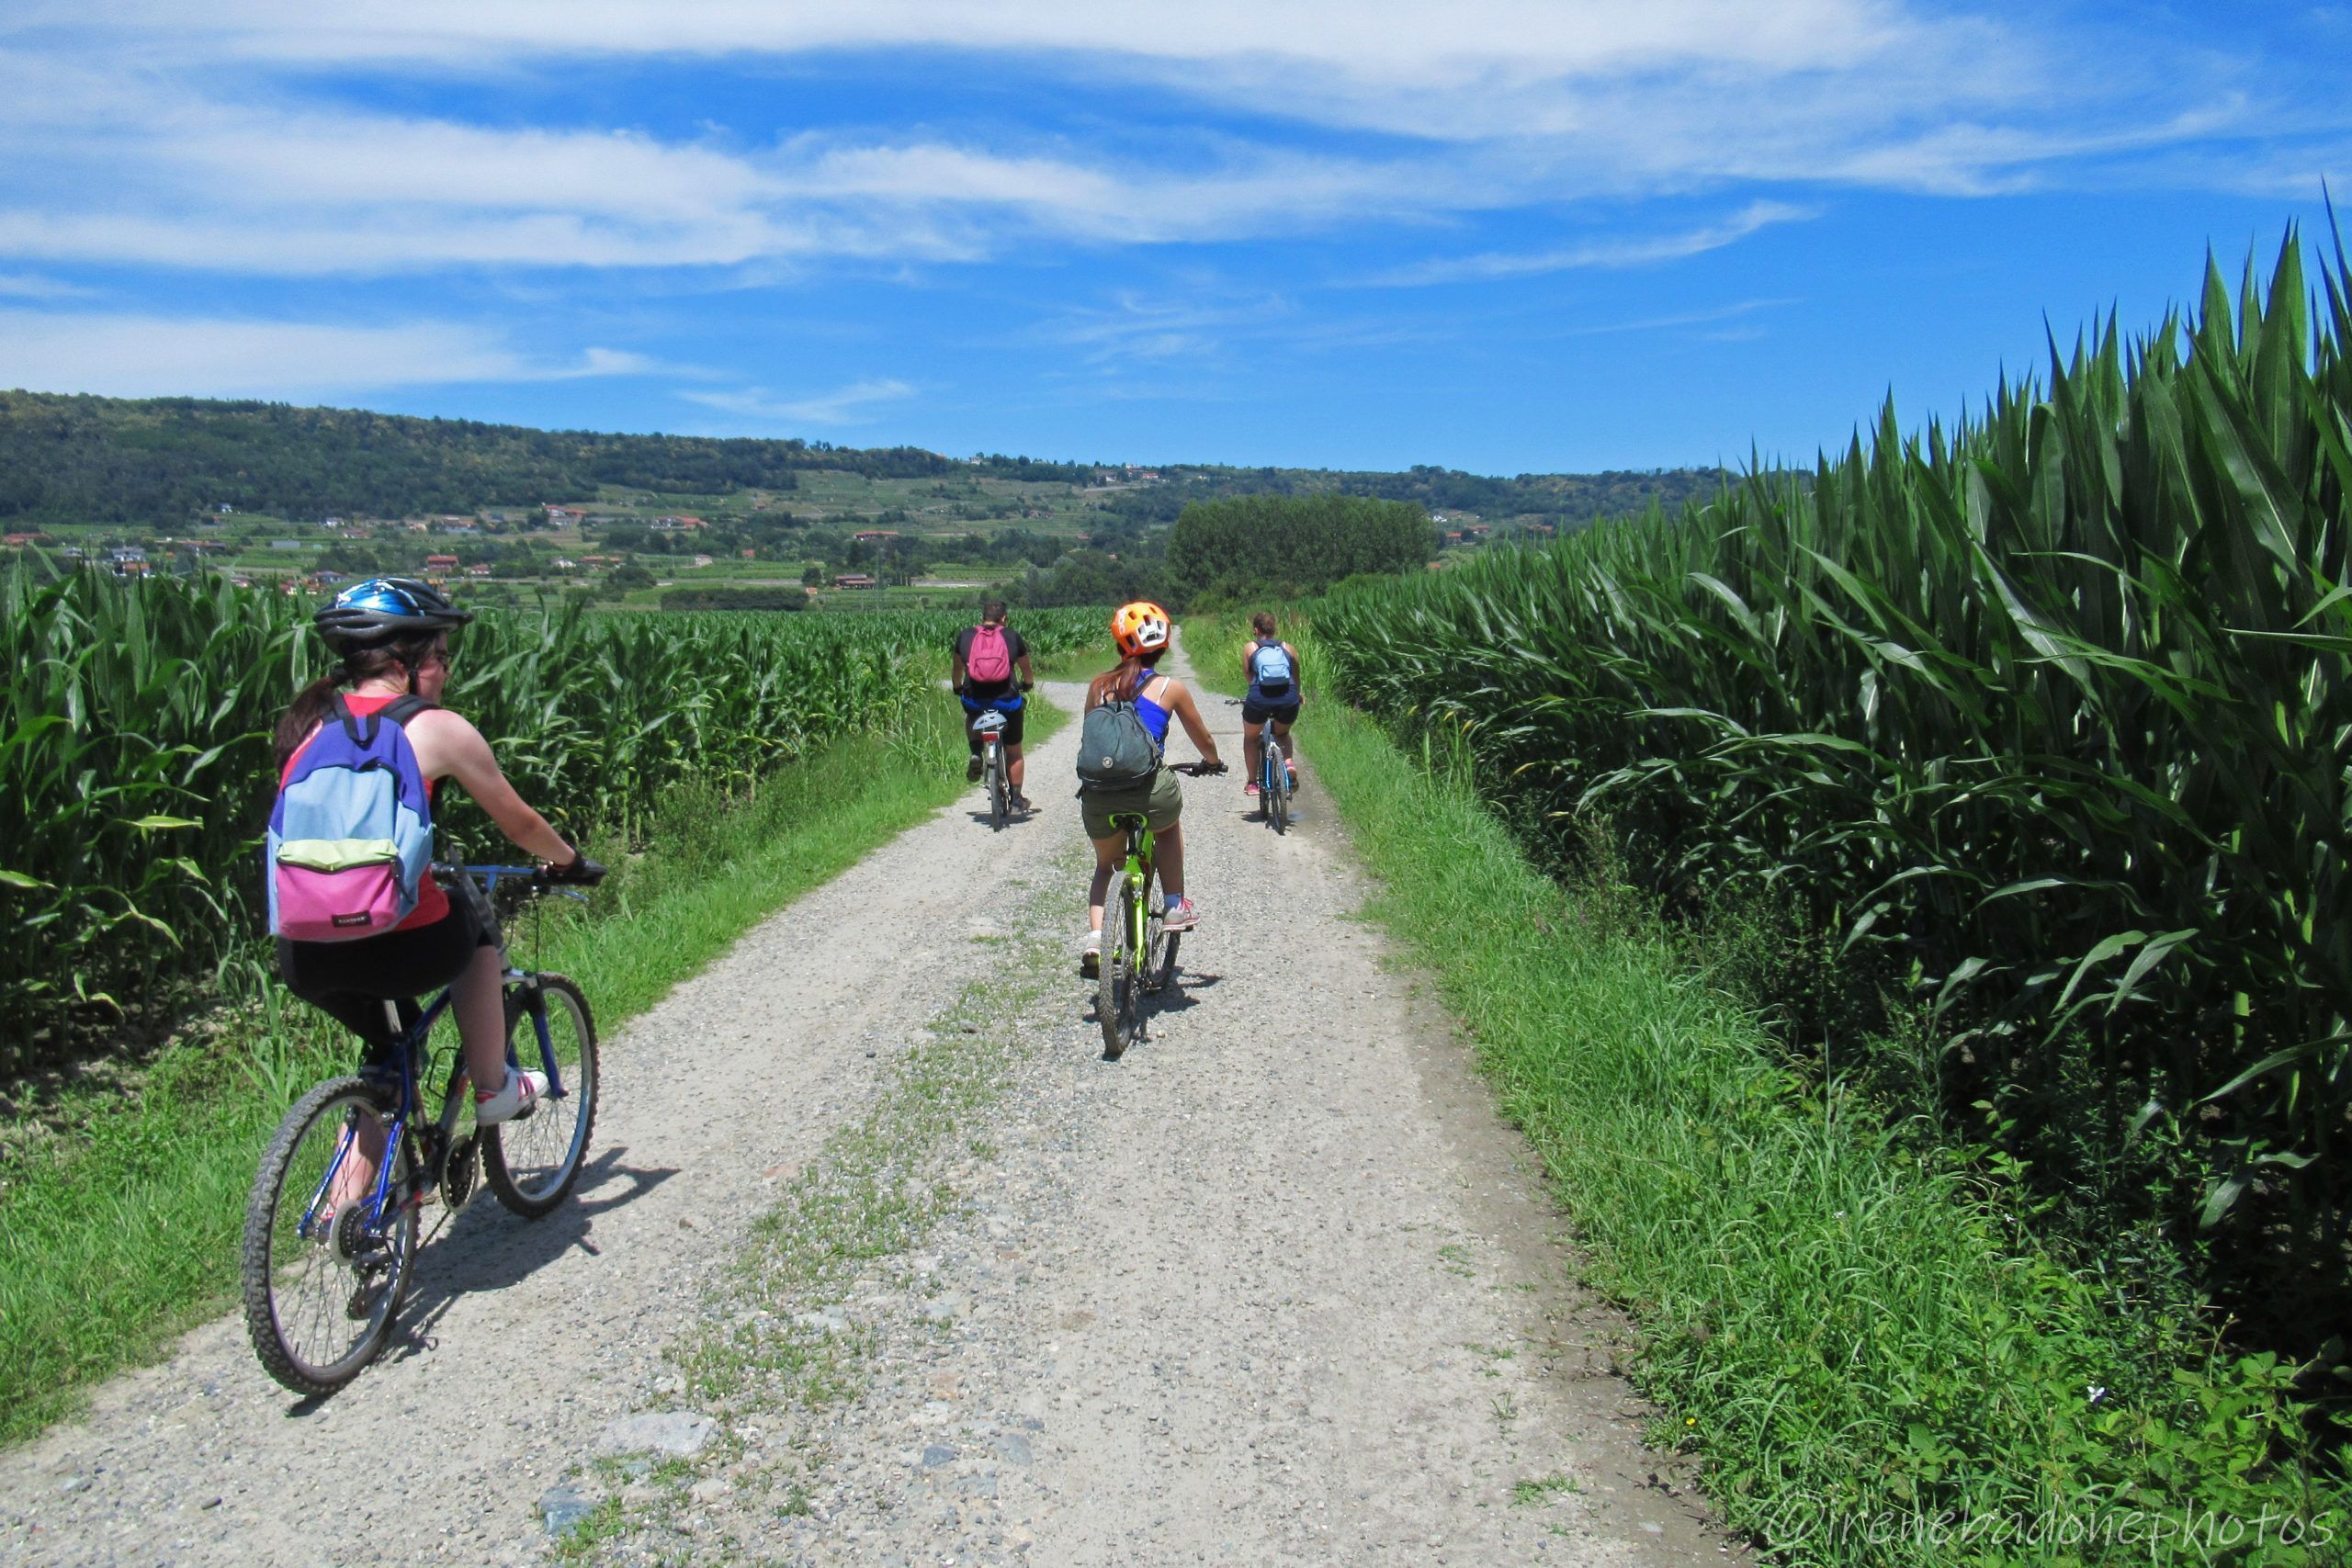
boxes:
[0,391,978,525]
[0,389,1724,532]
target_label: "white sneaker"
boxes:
[1079,930,1102,978]
[474,1067,548,1125]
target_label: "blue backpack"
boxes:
[1250,641,1295,694]
[266,694,436,942]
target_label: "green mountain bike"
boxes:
[1096,761,1222,1060]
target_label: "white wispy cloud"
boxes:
[679,378,916,425]
[1364,201,1816,287]
[0,271,89,299]
[1044,289,1296,365]
[0,311,660,398]
[0,3,2330,282]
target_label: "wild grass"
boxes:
[0,694,1060,1447]
[1288,690,2349,1565]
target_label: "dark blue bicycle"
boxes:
[241,864,598,1396]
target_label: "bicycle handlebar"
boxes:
[430,863,596,900]
[1169,761,1227,776]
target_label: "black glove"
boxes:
[546,852,606,886]
[1019,679,1035,691]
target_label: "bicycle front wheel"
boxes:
[242,1077,417,1397]
[1098,880,1141,1060]
[484,973,599,1218]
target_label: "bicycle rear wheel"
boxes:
[484,973,599,1218]
[1098,880,1141,1060]
[988,743,1008,831]
[1267,739,1289,833]
[242,1077,417,1397]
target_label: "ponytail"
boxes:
[1086,648,1165,710]
[274,676,343,769]
[273,631,440,768]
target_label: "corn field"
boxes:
[0,574,1102,1070]
[1315,230,2352,1352]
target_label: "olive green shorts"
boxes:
[1080,767,1184,840]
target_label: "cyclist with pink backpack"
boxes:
[951,599,1036,813]
[272,579,603,1211]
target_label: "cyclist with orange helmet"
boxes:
[1076,601,1223,976]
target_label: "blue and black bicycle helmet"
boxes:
[313,575,473,652]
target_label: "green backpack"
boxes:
[1075,691,1162,794]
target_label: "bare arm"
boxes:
[1017,651,1035,686]
[413,711,575,863]
[1166,681,1222,770]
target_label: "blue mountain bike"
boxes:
[241,864,598,1397]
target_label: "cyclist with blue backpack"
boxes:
[1240,611,1302,801]
[271,579,604,1212]
[1075,601,1223,976]
[952,599,1036,813]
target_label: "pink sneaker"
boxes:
[1242,782,1261,797]
[1161,897,1200,931]
[474,1066,549,1125]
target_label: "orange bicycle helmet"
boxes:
[1110,600,1171,657]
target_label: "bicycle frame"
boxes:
[975,707,1010,827]
[1115,818,1159,953]
[300,864,569,1244]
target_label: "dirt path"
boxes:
[0,639,1732,1566]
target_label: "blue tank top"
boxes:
[1130,671,1173,746]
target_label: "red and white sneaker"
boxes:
[1161,897,1200,931]
[1242,782,1261,797]
[474,1067,548,1125]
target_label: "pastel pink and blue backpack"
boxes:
[266,694,436,942]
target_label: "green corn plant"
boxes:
[0,574,1107,1075]
[1313,225,2352,1357]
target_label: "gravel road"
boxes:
[0,637,1734,1566]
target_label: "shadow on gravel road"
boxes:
[1083,972,1225,1043]
[280,1149,678,1404]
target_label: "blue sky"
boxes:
[0,2,2344,475]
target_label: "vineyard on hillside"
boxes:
[0,572,1103,1072]
[1316,231,2352,1359]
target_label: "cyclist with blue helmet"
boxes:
[275,578,604,1222]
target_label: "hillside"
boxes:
[0,389,1722,533]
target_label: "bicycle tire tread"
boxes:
[241,1077,403,1398]
[482,973,599,1219]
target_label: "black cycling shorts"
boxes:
[277,896,492,1062]
[1242,694,1302,727]
[962,685,1026,747]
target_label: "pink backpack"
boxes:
[967,624,1013,683]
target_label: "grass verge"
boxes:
[0,692,1065,1449]
[1284,687,2348,1566]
